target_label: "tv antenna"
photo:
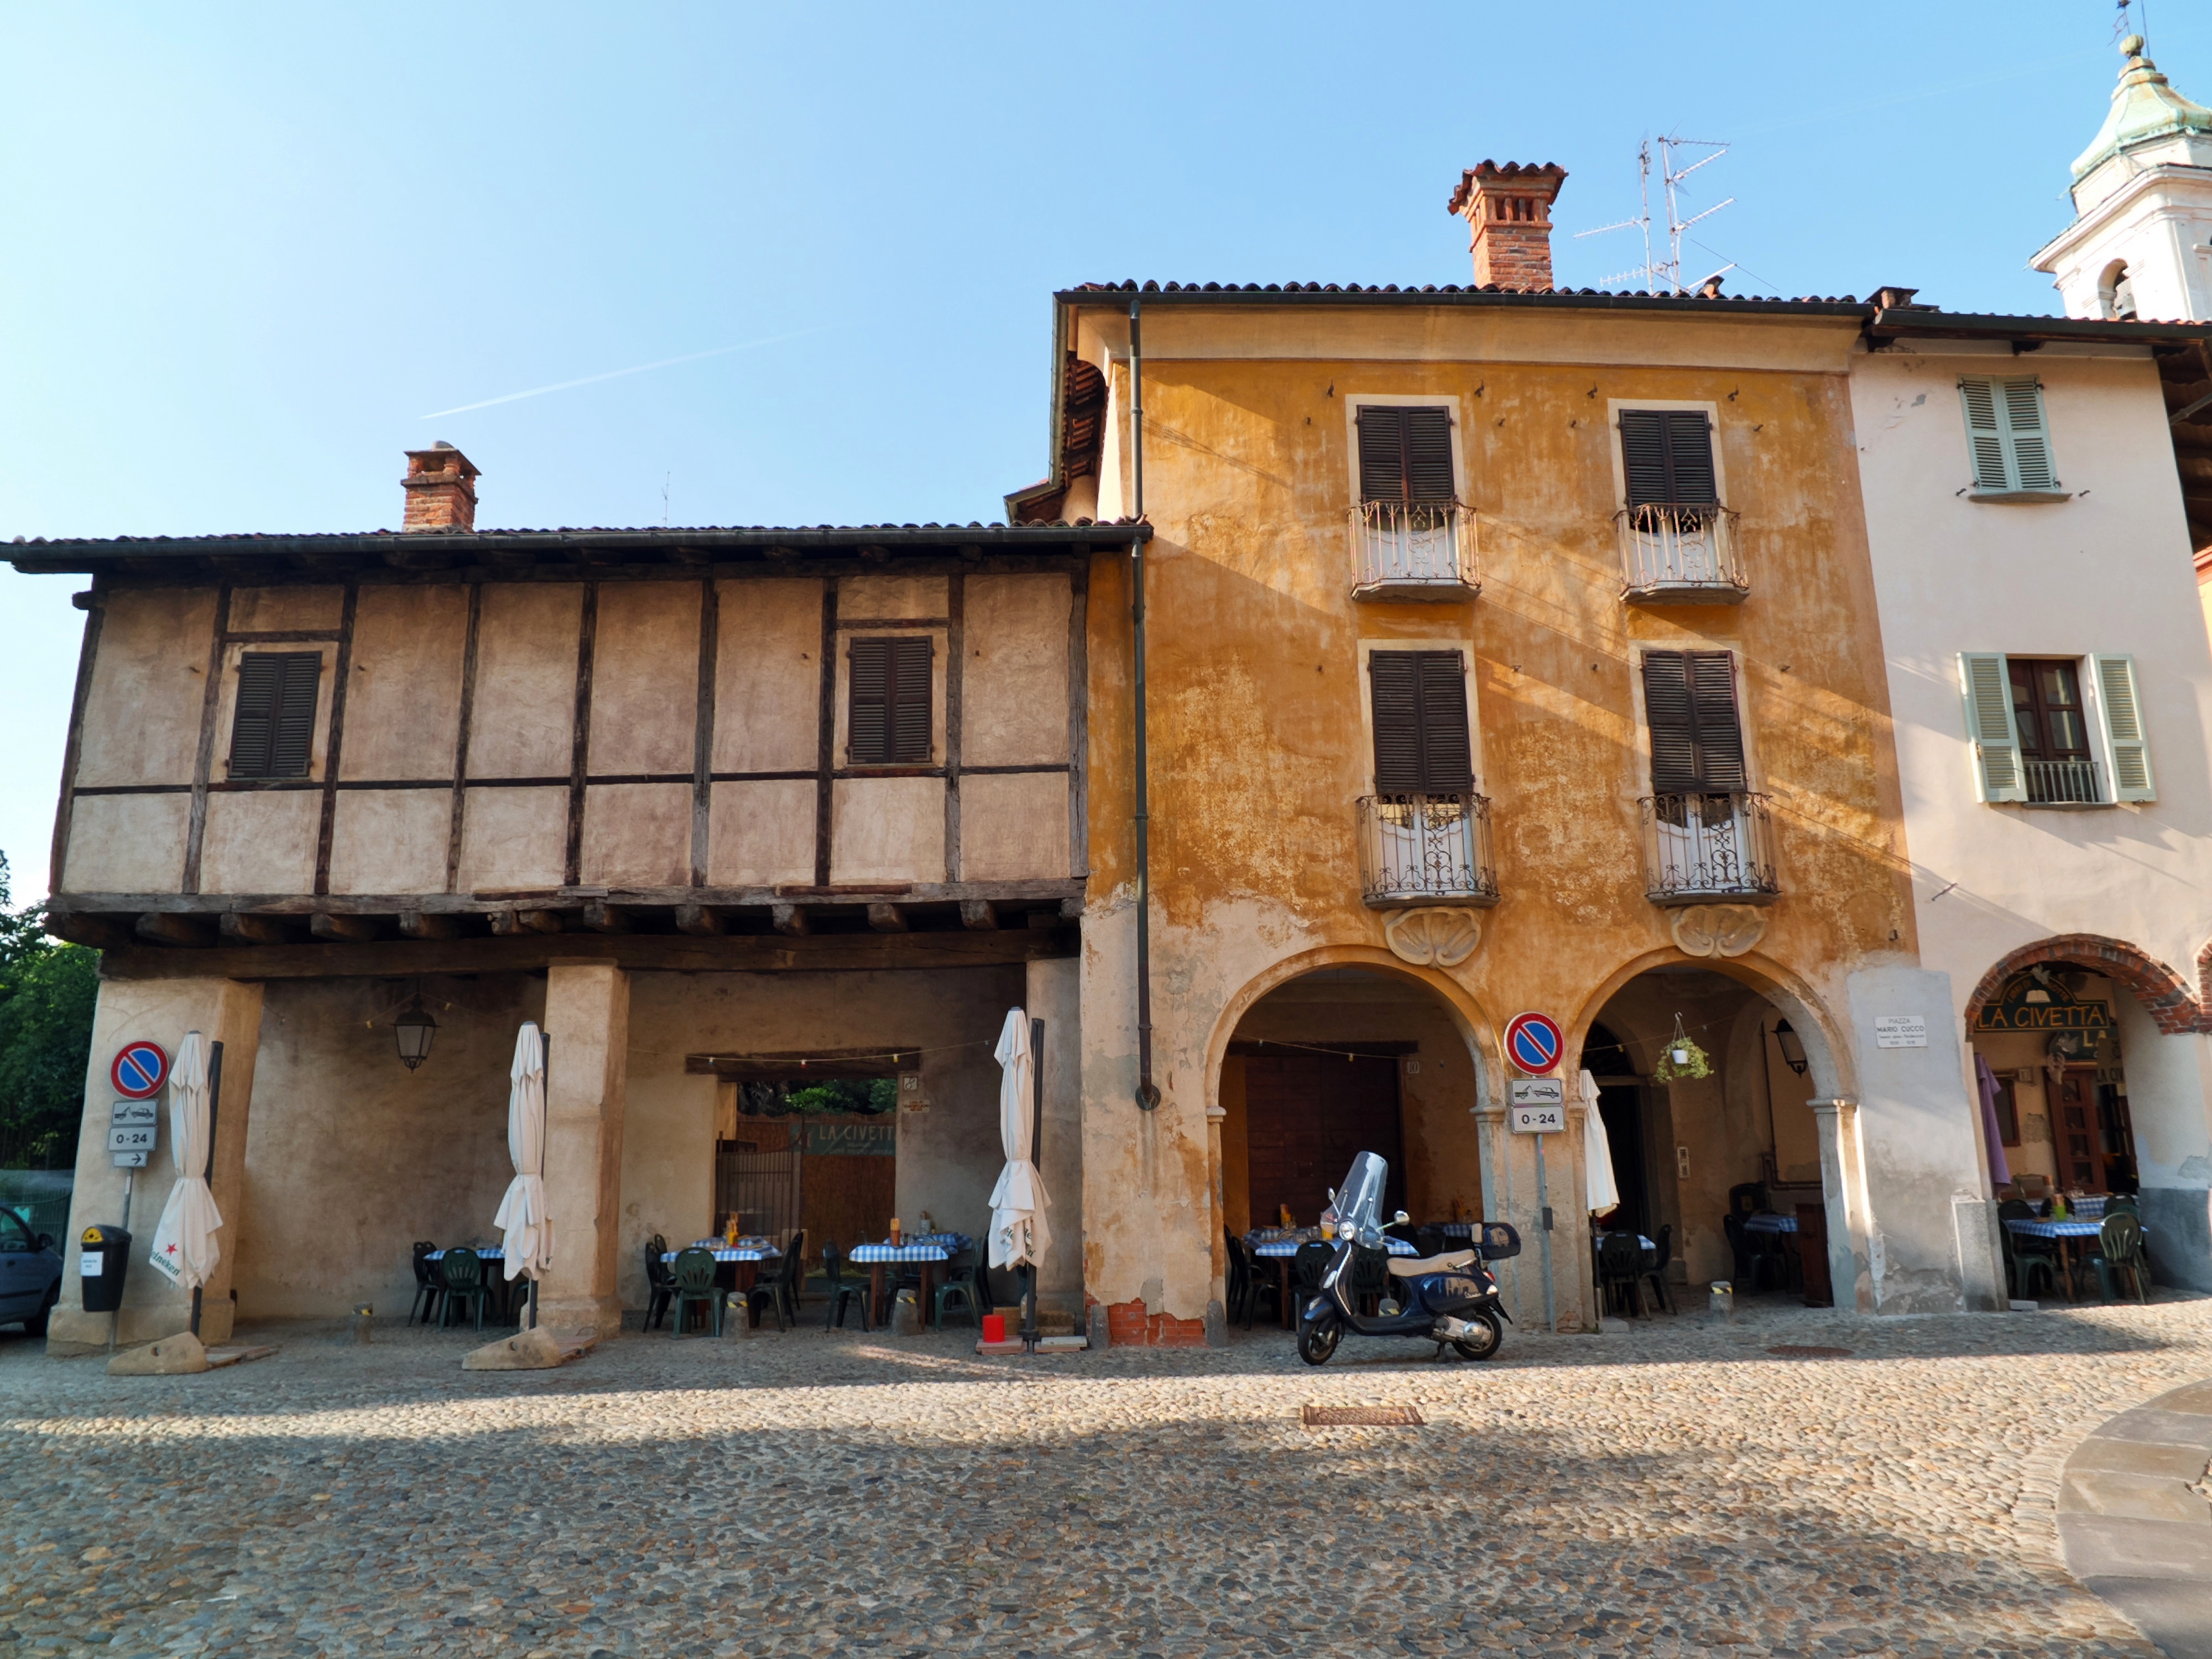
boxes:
[1575,134,1736,294]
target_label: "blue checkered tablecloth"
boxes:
[2067,1198,2108,1219]
[1251,1236,1417,1259]
[2004,1218,2141,1241]
[662,1246,779,1263]
[426,1247,505,1261]
[849,1242,951,1264]
[1743,1213,1799,1235]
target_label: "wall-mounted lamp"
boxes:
[394,985,438,1071]
[1772,1018,1808,1077]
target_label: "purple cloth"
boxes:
[1976,1055,2013,1188]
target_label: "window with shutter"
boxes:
[1368,650,1473,795]
[848,637,933,765]
[1957,652,2026,802]
[2092,653,2155,801]
[1618,410,1719,509]
[1640,649,1746,794]
[1958,377,2059,494]
[227,651,322,779]
[1356,406,1455,504]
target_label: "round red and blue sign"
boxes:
[111,1041,170,1100]
[1504,1012,1564,1075]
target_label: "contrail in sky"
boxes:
[417,326,833,419]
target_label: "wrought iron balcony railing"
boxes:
[1350,500,1479,601]
[1615,504,1747,604]
[1357,792,1500,908]
[2023,757,2103,806]
[1640,791,1779,906]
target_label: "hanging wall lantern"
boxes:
[1773,1018,1809,1076]
[394,988,438,1071]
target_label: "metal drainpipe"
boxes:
[1130,297,1160,1111]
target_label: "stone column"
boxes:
[537,961,630,1337]
[1203,1102,1229,1347]
[48,974,264,1354]
[1812,1099,1873,1313]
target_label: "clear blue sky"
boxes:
[1,3,2201,901]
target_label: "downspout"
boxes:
[1130,296,1160,1110]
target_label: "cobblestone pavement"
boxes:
[4,1294,2211,1658]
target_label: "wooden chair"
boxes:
[670,1246,727,1337]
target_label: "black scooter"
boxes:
[1296,1151,1520,1366]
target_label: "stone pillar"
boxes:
[537,962,629,1337]
[1025,957,1084,1315]
[48,974,264,1354]
[1812,1099,1873,1313]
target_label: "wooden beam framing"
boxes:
[310,913,380,942]
[180,583,233,894]
[136,912,217,948]
[813,580,837,886]
[943,571,964,883]
[220,912,293,946]
[49,593,105,899]
[867,902,909,933]
[311,581,359,896]
[959,899,998,931]
[582,900,633,933]
[444,581,483,894]
[771,903,810,937]
[691,575,717,888]
[397,911,463,940]
[674,903,727,937]
[564,583,598,888]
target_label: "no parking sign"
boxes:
[111,1041,170,1100]
[1503,1011,1563,1075]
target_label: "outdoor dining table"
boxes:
[425,1246,524,1321]
[1246,1231,1418,1330]
[660,1240,782,1297]
[847,1234,971,1332]
[2004,1216,2145,1302]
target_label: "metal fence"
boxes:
[1351,501,1478,594]
[713,1136,800,1245]
[1356,792,1499,906]
[1640,791,1779,902]
[1615,504,1746,599]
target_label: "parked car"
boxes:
[0,1206,62,1336]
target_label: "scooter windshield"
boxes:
[1334,1152,1389,1247]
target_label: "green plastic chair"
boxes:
[670,1246,727,1337]
[822,1242,872,1331]
[933,1246,984,1329]
[438,1248,491,1332]
[2091,1212,2150,1303]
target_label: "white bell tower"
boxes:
[2031,35,2212,322]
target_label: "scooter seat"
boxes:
[1386,1249,1478,1278]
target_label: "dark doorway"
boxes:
[1581,1022,1651,1238]
[1241,1051,1405,1225]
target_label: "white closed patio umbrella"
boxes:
[492,1022,552,1325]
[989,1009,1051,1303]
[150,1031,223,1305]
[1579,1068,1621,1220]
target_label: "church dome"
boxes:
[2072,35,2212,184]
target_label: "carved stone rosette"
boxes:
[1383,907,1483,968]
[1670,903,1766,959]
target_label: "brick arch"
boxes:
[1965,935,2203,1036]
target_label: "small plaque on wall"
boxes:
[898,1071,928,1112]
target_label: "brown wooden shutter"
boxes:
[1642,648,1744,792]
[1619,410,1718,508]
[228,650,321,779]
[891,637,932,763]
[849,637,932,764]
[1357,406,1454,504]
[1370,649,1473,794]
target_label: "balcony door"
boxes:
[1243,1052,1405,1228]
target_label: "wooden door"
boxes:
[2054,1068,2106,1191]
[1243,1054,1405,1227]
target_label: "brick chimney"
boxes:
[1447,161,1569,290]
[401,442,479,533]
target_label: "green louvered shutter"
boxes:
[228,650,321,779]
[2093,654,2155,801]
[2001,378,2058,492]
[1958,652,2026,802]
[1958,378,2011,492]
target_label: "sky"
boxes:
[0,2,2202,903]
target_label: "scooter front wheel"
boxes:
[1452,1308,1504,1361]
[1297,1313,1343,1366]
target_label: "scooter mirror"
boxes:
[1394,1211,1410,1225]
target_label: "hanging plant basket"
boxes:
[1652,1015,1711,1084]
